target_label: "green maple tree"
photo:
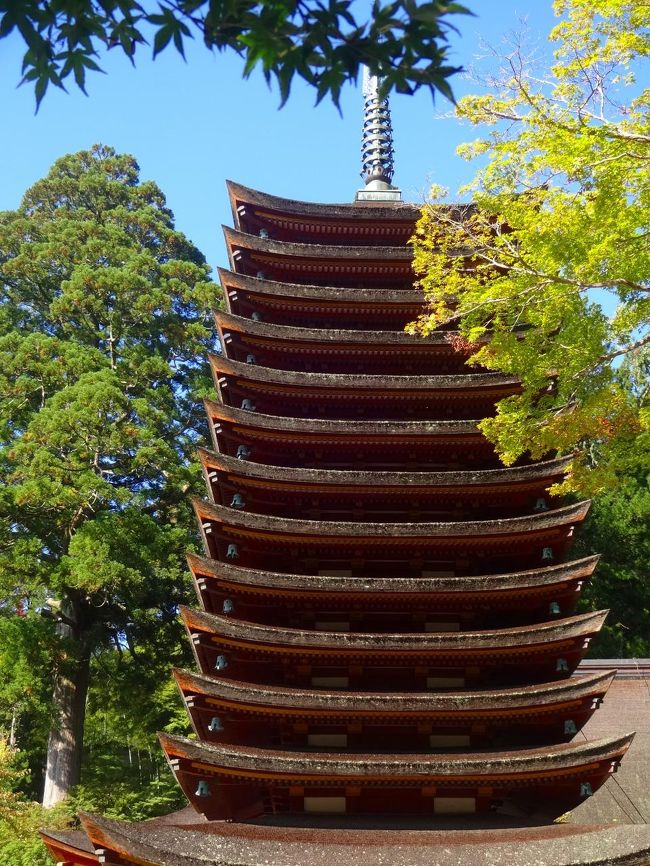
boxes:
[1,0,472,108]
[409,0,649,495]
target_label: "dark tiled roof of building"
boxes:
[182,606,607,653]
[218,268,424,302]
[40,828,95,853]
[203,399,482,437]
[174,667,615,715]
[193,498,590,538]
[227,180,422,222]
[209,354,519,390]
[199,448,571,489]
[215,310,455,345]
[186,552,599,595]
[571,673,650,825]
[224,226,414,261]
[159,731,633,778]
[79,812,650,866]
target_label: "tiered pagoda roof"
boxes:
[209,354,520,416]
[187,552,600,621]
[48,814,650,866]
[204,398,497,468]
[226,180,420,241]
[166,179,632,831]
[218,270,426,328]
[214,311,477,373]
[174,666,615,741]
[198,449,572,524]
[161,731,633,822]
[43,177,648,865]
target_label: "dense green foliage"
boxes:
[409,0,649,496]
[582,485,650,658]
[0,644,191,862]
[579,367,650,657]
[0,738,71,865]
[2,0,471,108]
[69,677,189,821]
[1,14,649,844]
[0,144,217,836]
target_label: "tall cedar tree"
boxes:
[0,145,216,807]
[409,0,649,496]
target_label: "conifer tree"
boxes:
[0,145,216,806]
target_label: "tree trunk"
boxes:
[9,710,17,748]
[42,622,91,808]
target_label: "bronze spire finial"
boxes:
[355,68,401,202]
[361,67,394,186]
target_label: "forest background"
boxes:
[0,1,648,863]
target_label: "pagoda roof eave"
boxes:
[215,310,457,346]
[39,829,98,865]
[186,552,600,596]
[181,606,608,653]
[160,731,633,780]
[173,667,615,715]
[192,498,591,540]
[198,447,571,490]
[39,827,95,852]
[227,179,422,223]
[224,226,413,261]
[218,268,424,303]
[209,354,519,391]
[77,812,650,866]
[204,399,483,437]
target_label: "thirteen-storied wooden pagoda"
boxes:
[43,73,650,866]
[162,170,626,822]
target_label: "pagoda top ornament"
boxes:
[355,67,402,203]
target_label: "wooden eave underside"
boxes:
[186,553,599,599]
[241,212,414,241]
[181,606,607,655]
[198,448,571,493]
[160,731,633,783]
[215,311,458,348]
[174,667,615,718]
[223,226,413,278]
[227,180,421,226]
[204,400,483,443]
[209,355,519,394]
[218,269,424,305]
[77,813,650,866]
[193,499,590,546]
[225,226,412,258]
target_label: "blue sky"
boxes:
[0,2,559,274]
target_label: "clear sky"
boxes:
[0,2,559,275]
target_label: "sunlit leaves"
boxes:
[410,0,649,494]
[0,735,72,863]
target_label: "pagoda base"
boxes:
[44,814,650,866]
[354,185,402,202]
